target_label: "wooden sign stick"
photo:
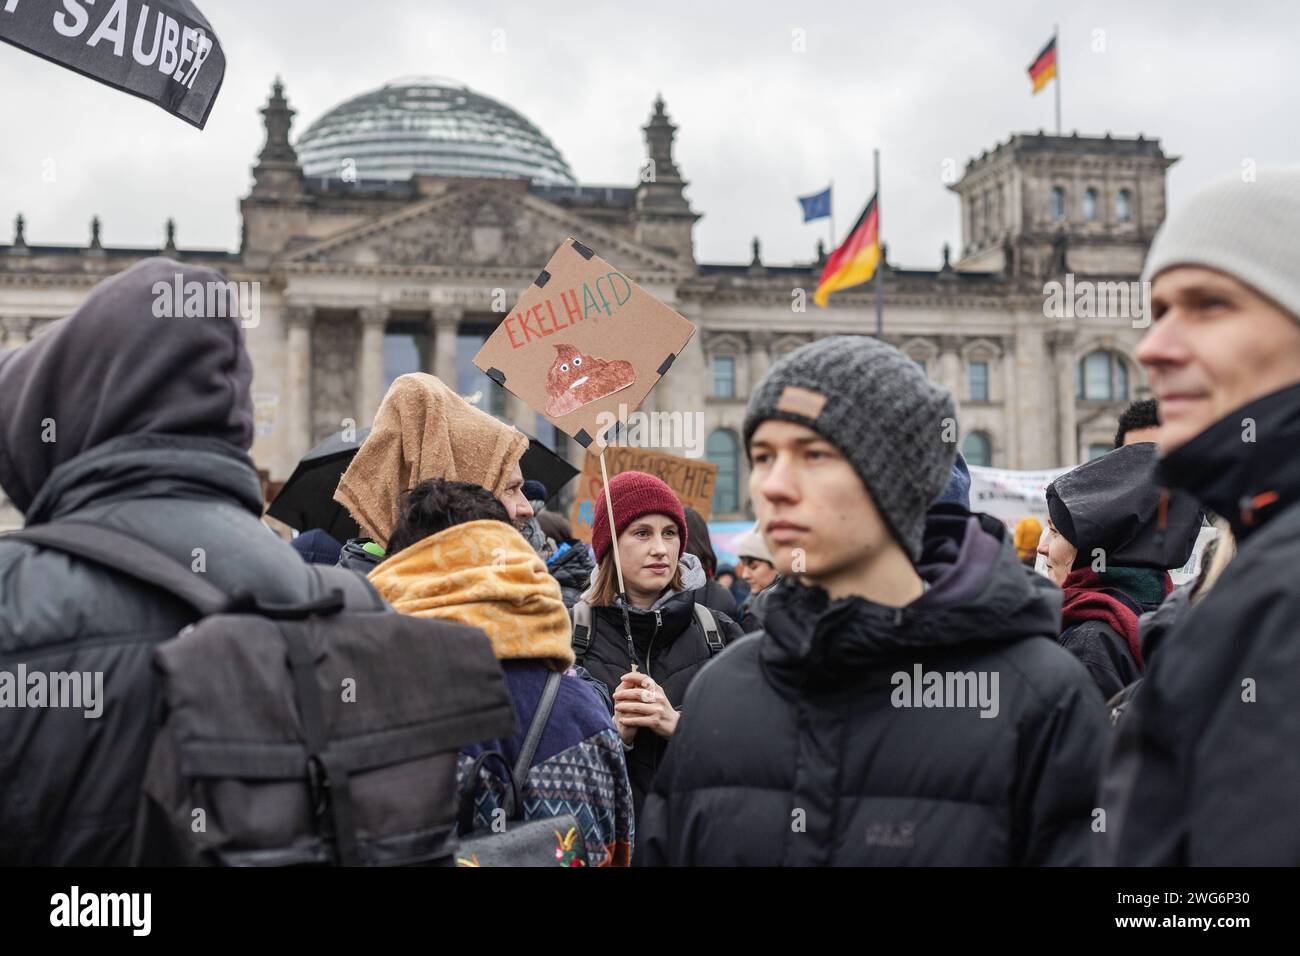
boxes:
[599,447,637,672]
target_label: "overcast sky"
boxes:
[1,0,1296,270]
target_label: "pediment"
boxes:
[282,182,685,277]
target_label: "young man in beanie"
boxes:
[640,335,1108,866]
[1098,170,1300,865]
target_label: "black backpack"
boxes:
[12,520,517,867]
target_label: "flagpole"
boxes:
[873,149,883,338]
[828,179,835,253]
[1054,23,1062,135]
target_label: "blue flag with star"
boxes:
[798,186,832,222]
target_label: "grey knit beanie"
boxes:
[742,336,956,562]
[1142,169,1300,322]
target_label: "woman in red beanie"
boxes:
[571,471,744,842]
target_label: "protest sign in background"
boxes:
[569,447,717,543]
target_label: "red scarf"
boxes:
[1060,568,1172,670]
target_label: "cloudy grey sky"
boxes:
[1,0,1296,269]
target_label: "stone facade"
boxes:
[0,80,1176,529]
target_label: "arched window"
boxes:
[1075,350,1130,401]
[962,431,993,467]
[706,429,740,514]
[1050,186,1066,221]
[1083,188,1098,221]
[1116,189,1132,222]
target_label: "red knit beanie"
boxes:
[590,471,689,565]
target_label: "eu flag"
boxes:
[798,186,832,222]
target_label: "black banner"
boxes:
[0,0,224,129]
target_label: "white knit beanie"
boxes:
[1142,169,1300,322]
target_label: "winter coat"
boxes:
[639,507,1110,866]
[738,578,781,634]
[366,519,634,865]
[1058,567,1172,702]
[0,258,326,866]
[1098,383,1300,865]
[547,540,596,608]
[694,578,739,620]
[573,553,744,827]
[1045,442,1201,699]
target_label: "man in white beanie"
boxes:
[1099,169,1300,865]
[734,524,780,631]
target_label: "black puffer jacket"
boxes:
[575,554,744,826]
[694,578,739,620]
[0,259,327,866]
[548,541,595,608]
[1099,384,1300,865]
[640,508,1109,866]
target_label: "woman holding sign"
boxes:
[570,472,744,843]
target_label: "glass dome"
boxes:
[296,77,577,186]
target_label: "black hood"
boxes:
[0,258,253,516]
[761,507,1062,689]
[1156,381,1300,541]
[1046,442,1201,571]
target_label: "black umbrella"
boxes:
[266,427,371,541]
[267,427,579,537]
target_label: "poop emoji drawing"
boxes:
[544,343,636,417]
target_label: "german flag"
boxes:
[1028,36,1057,94]
[814,194,879,307]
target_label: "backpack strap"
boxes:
[571,600,594,661]
[280,622,361,866]
[513,670,563,784]
[8,521,232,617]
[695,602,724,656]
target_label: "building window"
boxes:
[712,356,736,398]
[969,360,990,402]
[1083,188,1098,221]
[1050,186,1066,221]
[962,431,992,467]
[706,429,740,514]
[1075,350,1130,401]
[1116,189,1132,222]
[383,320,430,389]
[1088,443,1111,461]
[457,330,510,420]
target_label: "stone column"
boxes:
[2,315,31,349]
[748,331,773,392]
[431,304,462,388]
[937,335,963,401]
[1000,335,1020,467]
[357,306,389,427]
[283,305,314,463]
[1050,330,1078,467]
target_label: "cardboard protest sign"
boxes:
[0,0,225,129]
[568,447,717,543]
[473,237,697,451]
